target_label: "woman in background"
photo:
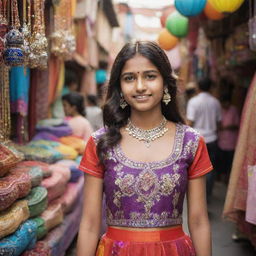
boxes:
[62,92,93,143]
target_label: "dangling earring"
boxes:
[162,87,171,105]
[120,93,128,109]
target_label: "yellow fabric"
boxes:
[56,144,78,160]
[59,136,85,155]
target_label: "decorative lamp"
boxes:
[160,6,175,27]
[175,0,207,17]
[158,29,179,51]
[204,1,224,20]
[208,0,245,14]
[166,11,189,38]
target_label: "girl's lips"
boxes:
[133,94,152,100]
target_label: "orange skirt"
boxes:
[96,226,195,256]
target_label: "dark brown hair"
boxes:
[97,41,184,163]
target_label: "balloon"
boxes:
[95,69,107,84]
[166,11,189,38]
[204,1,224,20]
[160,6,175,27]
[209,0,245,14]
[158,29,179,51]
[175,0,207,17]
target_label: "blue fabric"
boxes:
[0,220,37,256]
[10,66,30,115]
[70,165,83,182]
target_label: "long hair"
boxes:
[62,92,86,117]
[97,41,184,163]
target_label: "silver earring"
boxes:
[120,94,128,109]
[162,88,171,105]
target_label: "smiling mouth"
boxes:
[133,94,152,99]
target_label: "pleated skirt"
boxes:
[96,226,196,256]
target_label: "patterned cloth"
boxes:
[0,220,37,256]
[79,124,212,228]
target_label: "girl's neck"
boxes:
[129,111,164,130]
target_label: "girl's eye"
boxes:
[146,74,156,80]
[124,75,135,82]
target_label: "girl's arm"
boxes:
[187,175,212,256]
[77,174,104,256]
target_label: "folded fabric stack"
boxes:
[0,119,86,255]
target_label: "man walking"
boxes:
[186,78,222,202]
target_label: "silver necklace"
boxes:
[125,117,168,148]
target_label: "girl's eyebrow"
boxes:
[121,70,159,78]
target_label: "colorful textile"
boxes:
[31,217,47,240]
[55,144,78,160]
[218,105,240,151]
[0,172,31,211]
[246,165,256,225]
[15,161,52,178]
[223,73,256,221]
[9,66,30,116]
[10,166,43,187]
[41,202,63,232]
[79,125,212,228]
[36,123,73,137]
[42,193,83,256]
[0,220,37,256]
[59,135,85,154]
[32,132,60,142]
[0,200,29,239]
[0,141,24,177]
[37,119,64,127]
[21,241,51,256]
[25,187,48,218]
[96,226,195,256]
[41,165,70,202]
[52,175,84,214]
[55,159,82,182]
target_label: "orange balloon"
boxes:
[204,1,224,20]
[158,29,179,51]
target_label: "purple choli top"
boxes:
[85,124,202,228]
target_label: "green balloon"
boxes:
[166,11,189,38]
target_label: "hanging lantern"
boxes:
[166,11,189,38]
[175,0,207,17]
[208,0,245,14]
[160,6,175,27]
[158,29,179,51]
[204,1,224,20]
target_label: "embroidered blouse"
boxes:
[79,124,213,228]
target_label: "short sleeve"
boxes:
[188,136,213,179]
[79,136,104,178]
[186,99,196,122]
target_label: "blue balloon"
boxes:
[95,69,107,84]
[175,0,207,17]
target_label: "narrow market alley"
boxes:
[1,0,256,255]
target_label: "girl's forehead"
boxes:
[122,55,158,73]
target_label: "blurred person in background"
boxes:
[62,92,93,143]
[186,78,222,202]
[85,95,103,131]
[217,93,239,184]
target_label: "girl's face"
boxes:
[62,100,76,116]
[120,54,164,114]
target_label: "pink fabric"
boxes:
[246,165,256,225]
[218,106,240,150]
[42,164,70,202]
[65,116,93,143]
[52,176,84,214]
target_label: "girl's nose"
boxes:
[136,76,146,92]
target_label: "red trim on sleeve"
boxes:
[188,136,213,179]
[79,136,104,179]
